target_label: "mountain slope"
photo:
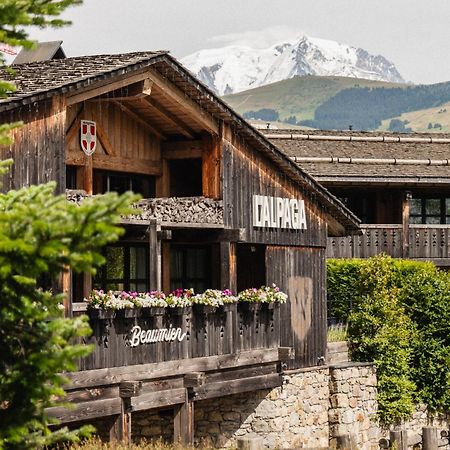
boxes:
[182,34,404,95]
[222,76,405,121]
[301,81,450,130]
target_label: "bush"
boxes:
[327,255,450,424]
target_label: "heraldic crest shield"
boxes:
[80,120,97,156]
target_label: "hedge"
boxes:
[327,254,450,424]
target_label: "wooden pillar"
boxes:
[422,427,438,450]
[110,381,142,445]
[149,219,161,291]
[61,268,72,318]
[83,155,93,195]
[219,241,237,293]
[174,373,205,445]
[402,191,412,258]
[390,429,407,450]
[83,272,92,302]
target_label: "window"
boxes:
[94,244,149,292]
[170,245,211,293]
[66,165,78,189]
[93,170,155,197]
[169,159,202,197]
[410,198,450,224]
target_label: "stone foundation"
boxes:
[130,362,378,449]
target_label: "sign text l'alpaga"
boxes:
[252,195,307,230]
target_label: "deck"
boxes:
[327,224,450,265]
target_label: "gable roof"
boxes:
[0,52,360,234]
[264,130,450,186]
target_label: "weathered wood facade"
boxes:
[265,130,450,266]
[0,52,358,441]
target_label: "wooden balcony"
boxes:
[327,224,450,266]
[48,304,291,437]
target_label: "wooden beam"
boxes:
[46,397,121,423]
[113,100,165,139]
[67,71,152,106]
[130,388,186,411]
[192,373,282,401]
[65,348,282,390]
[163,147,202,160]
[66,151,162,176]
[147,69,219,135]
[90,113,117,156]
[65,106,84,145]
[142,97,195,139]
[83,156,93,195]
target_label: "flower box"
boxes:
[116,308,140,319]
[194,304,217,315]
[241,303,261,313]
[168,306,192,316]
[220,303,237,313]
[88,309,116,320]
[141,307,166,316]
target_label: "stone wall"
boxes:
[130,362,378,449]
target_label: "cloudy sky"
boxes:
[25,0,450,84]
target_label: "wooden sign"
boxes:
[80,120,97,156]
[129,325,187,347]
[252,195,307,230]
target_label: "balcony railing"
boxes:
[327,224,450,264]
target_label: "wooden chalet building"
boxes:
[264,130,450,266]
[0,52,359,442]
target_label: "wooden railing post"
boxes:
[402,191,412,258]
[110,381,142,445]
[149,219,161,291]
[174,373,205,445]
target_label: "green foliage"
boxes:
[346,256,416,424]
[400,271,450,412]
[327,255,450,424]
[0,179,138,449]
[243,108,279,121]
[300,81,450,130]
[0,0,83,143]
[388,119,412,133]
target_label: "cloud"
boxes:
[208,26,303,49]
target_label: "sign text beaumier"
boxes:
[252,195,307,230]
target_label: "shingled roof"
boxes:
[263,129,450,186]
[0,52,360,234]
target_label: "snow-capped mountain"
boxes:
[181,34,404,95]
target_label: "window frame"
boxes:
[94,243,150,292]
[410,197,450,224]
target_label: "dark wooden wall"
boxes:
[0,97,66,193]
[266,246,327,369]
[221,125,328,247]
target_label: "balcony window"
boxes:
[410,198,450,224]
[94,244,149,292]
[170,245,211,293]
[93,170,155,197]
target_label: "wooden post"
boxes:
[422,427,438,450]
[402,191,412,258]
[149,220,161,291]
[174,373,204,445]
[111,381,142,445]
[82,272,92,302]
[61,268,72,318]
[219,241,237,293]
[83,155,93,195]
[390,429,407,450]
